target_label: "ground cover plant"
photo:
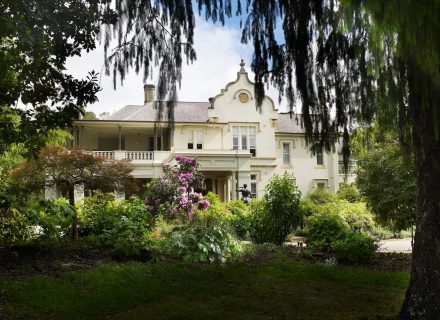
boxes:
[0,247,409,320]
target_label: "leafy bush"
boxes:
[102,217,151,259]
[307,188,336,205]
[164,224,241,263]
[79,192,153,237]
[79,192,154,258]
[0,208,33,245]
[306,213,350,253]
[337,182,362,203]
[27,198,74,240]
[192,192,230,227]
[308,200,375,234]
[226,200,251,239]
[79,191,117,236]
[248,199,270,243]
[249,173,303,245]
[333,232,379,264]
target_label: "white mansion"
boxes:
[69,61,355,202]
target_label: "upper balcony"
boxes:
[92,150,171,163]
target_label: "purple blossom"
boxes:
[198,199,210,210]
[155,198,161,205]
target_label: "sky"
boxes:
[65,17,285,116]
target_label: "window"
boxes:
[283,143,290,165]
[316,146,324,165]
[148,137,154,151]
[148,136,162,151]
[233,127,239,150]
[156,137,162,151]
[187,131,193,149]
[188,129,203,149]
[314,179,328,189]
[250,174,258,198]
[232,126,256,156]
[195,130,203,149]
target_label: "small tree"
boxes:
[12,146,134,240]
[250,172,303,245]
[352,127,417,235]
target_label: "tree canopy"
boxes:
[353,125,416,233]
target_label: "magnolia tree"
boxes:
[145,156,209,220]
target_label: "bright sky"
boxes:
[66,17,285,116]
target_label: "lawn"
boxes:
[0,248,409,320]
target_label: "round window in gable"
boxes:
[239,92,249,103]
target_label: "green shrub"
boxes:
[306,213,350,253]
[192,192,231,228]
[79,192,153,237]
[248,199,270,244]
[79,192,154,258]
[78,191,117,236]
[307,188,336,205]
[102,216,150,259]
[333,232,379,264]
[226,200,251,239]
[164,224,241,263]
[0,208,33,245]
[338,201,375,233]
[337,182,362,203]
[249,173,303,245]
[27,198,74,241]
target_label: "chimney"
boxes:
[144,84,155,104]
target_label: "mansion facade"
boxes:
[67,61,355,202]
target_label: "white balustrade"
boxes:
[124,151,154,161]
[92,151,115,159]
[92,150,155,161]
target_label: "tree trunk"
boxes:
[399,74,440,319]
[68,186,78,241]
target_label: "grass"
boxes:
[0,252,409,320]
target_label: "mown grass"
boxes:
[0,253,409,320]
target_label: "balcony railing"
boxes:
[92,151,154,161]
[125,151,154,160]
[92,151,115,159]
[338,161,357,175]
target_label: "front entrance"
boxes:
[201,171,233,202]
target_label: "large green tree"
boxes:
[353,126,416,234]
[0,0,105,156]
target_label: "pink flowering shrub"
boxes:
[144,156,209,219]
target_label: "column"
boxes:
[118,125,122,150]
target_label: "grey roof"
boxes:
[104,102,305,134]
[104,101,210,122]
[276,113,304,133]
